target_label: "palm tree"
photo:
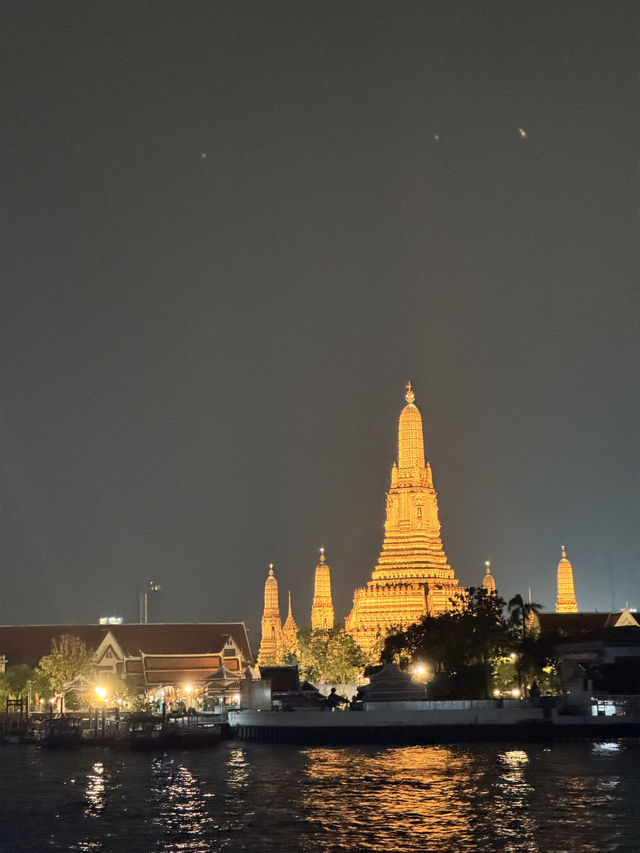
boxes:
[508,594,544,694]
[508,594,543,639]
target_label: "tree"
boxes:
[517,632,561,694]
[507,594,565,694]
[0,665,52,707]
[380,588,513,698]
[295,628,366,685]
[38,635,95,693]
[507,594,543,639]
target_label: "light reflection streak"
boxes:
[149,756,210,851]
[490,749,539,852]
[216,746,251,842]
[84,762,106,817]
[592,742,621,754]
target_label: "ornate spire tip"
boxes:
[405,381,415,404]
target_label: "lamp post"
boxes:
[139,581,161,623]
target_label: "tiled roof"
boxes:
[554,626,640,648]
[0,623,253,667]
[538,612,618,633]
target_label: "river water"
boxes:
[0,739,639,852]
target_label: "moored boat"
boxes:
[111,714,221,750]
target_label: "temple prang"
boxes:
[257,564,283,665]
[556,546,579,613]
[482,560,497,594]
[345,384,460,652]
[311,548,335,630]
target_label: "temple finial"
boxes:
[319,547,325,562]
[561,545,566,559]
[405,382,415,404]
[268,563,274,576]
[484,560,491,572]
[287,590,293,616]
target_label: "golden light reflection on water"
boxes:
[2,741,639,851]
[299,745,568,852]
[301,746,478,850]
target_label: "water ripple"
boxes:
[0,741,639,851]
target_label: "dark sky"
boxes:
[2,2,638,646]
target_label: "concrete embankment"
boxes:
[228,708,640,745]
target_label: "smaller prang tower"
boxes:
[257,564,283,664]
[482,560,496,594]
[311,548,335,630]
[555,546,578,612]
[281,591,300,656]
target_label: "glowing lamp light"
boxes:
[411,662,430,681]
[509,653,517,661]
[184,684,192,694]
[95,687,107,700]
[511,688,521,698]
[493,689,501,697]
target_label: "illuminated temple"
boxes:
[257,564,283,665]
[311,549,335,630]
[257,552,336,663]
[345,384,460,652]
[555,546,578,612]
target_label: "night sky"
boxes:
[2,2,638,645]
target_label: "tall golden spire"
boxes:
[257,563,283,664]
[346,384,460,652]
[281,590,299,656]
[482,560,496,594]
[311,547,335,630]
[398,381,425,470]
[556,546,578,613]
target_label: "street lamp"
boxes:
[411,663,430,682]
[140,581,161,623]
